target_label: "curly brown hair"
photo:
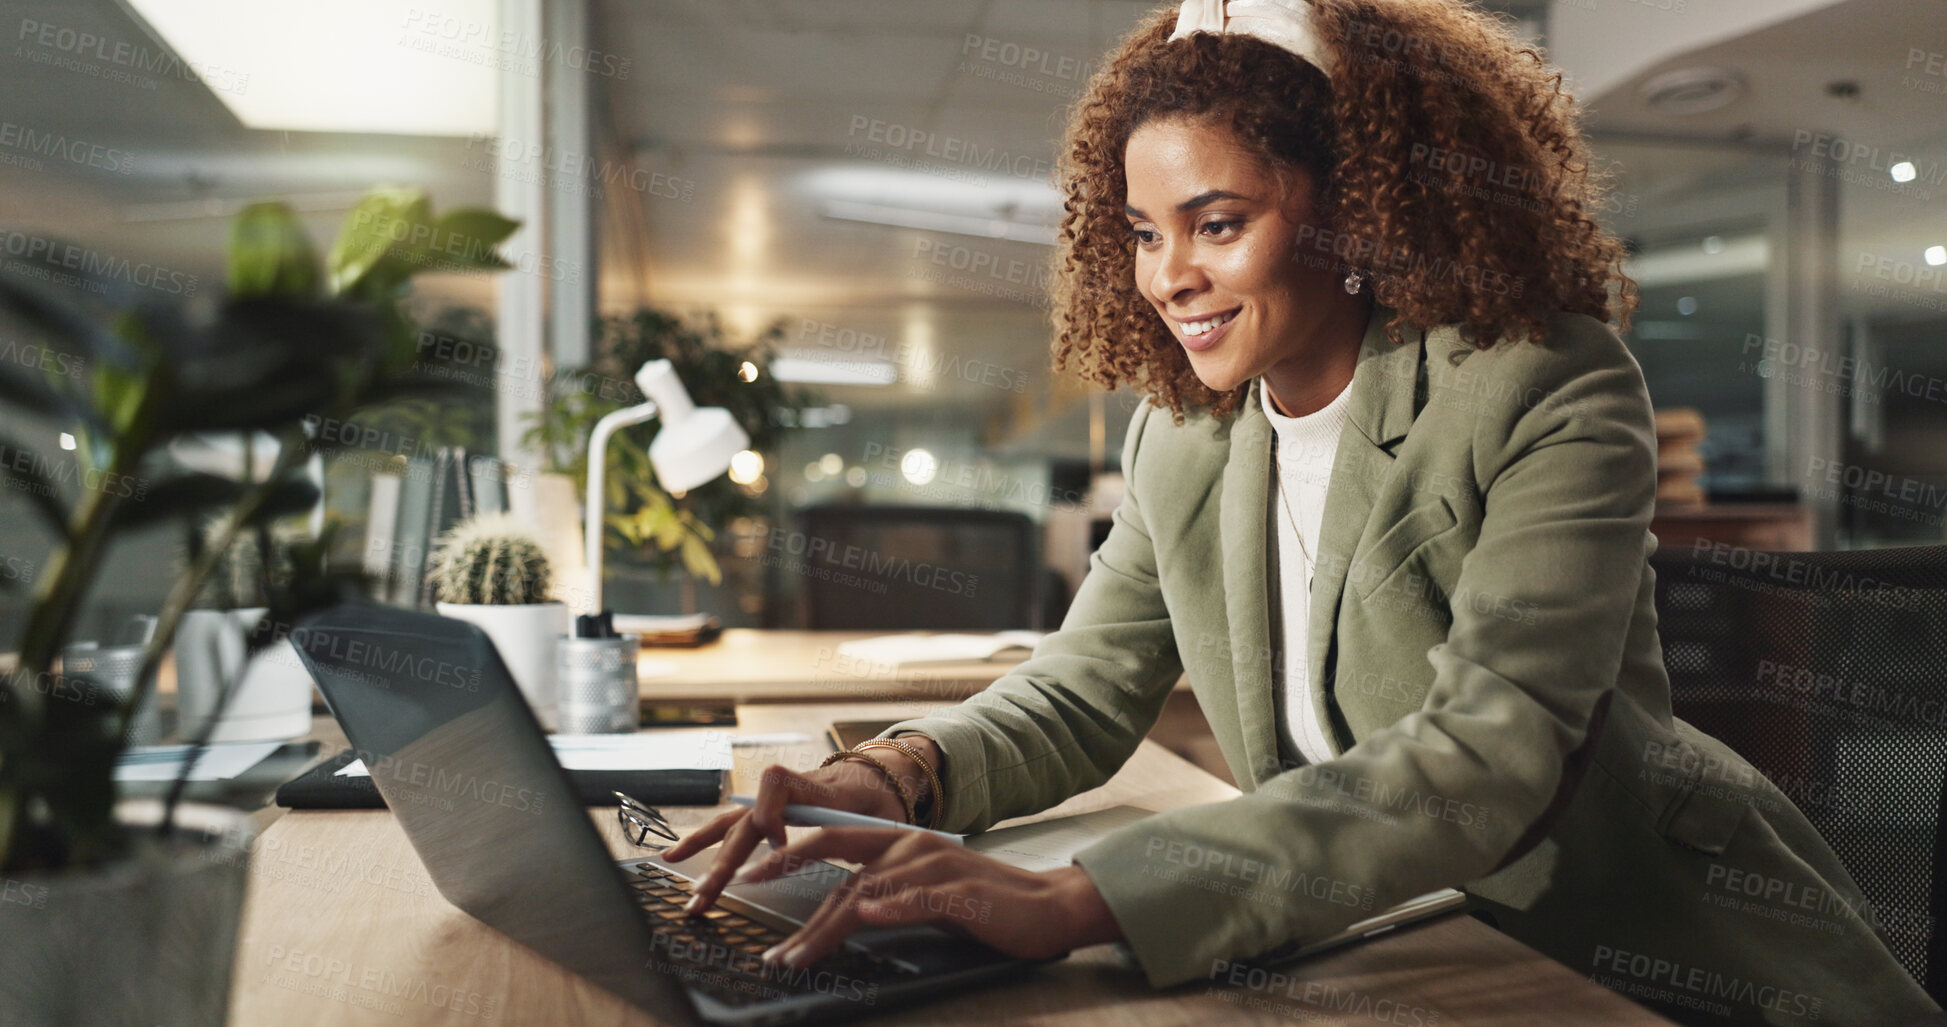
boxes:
[1049,0,1639,422]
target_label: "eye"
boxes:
[1199,219,1242,237]
[1128,225,1158,245]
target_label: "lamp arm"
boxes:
[584,400,658,614]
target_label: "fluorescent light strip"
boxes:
[1633,320,1711,340]
[121,190,377,223]
[821,199,1056,246]
[1624,234,1768,288]
[770,356,898,387]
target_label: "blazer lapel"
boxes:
[1218,377,1277,786]
[1227,303,1427,786]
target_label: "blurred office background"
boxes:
[1,0,1944,640]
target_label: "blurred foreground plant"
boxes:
[0,188,516,871]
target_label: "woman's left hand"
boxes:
[727,827,1123,970]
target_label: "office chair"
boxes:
[792,505,1040,631]
[1649,541,1947,1002]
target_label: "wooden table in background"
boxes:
[228,702,1673,1026]
[637,630,1194,705]
[635,630,1021,704]
[1650,503,1813,552]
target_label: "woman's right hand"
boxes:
[663,747,933,914]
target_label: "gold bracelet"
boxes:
[854,739,945,831]
[819,750,917,825]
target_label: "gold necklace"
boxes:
[1272,435,1316,588]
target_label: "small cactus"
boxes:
[427,513,553,606]
[195,515,300,609]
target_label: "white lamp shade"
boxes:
[584,358,752,614]
[650,407,750,493]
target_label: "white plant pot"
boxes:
[175,608,316,743]
[435,601,568,728]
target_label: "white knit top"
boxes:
[1260,375,1353,767]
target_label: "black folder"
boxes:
[275,749,726,809]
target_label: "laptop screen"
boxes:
[290,603,692,1019]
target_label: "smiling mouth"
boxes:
[1180,310,1238,337]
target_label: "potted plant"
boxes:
[174,517,316,744]
[428,513,568,726]
[0,187,516,1025]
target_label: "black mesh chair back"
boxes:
[1649,541,1947,1001]
[793,505,1039,631]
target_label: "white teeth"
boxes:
[1182,310,1236,336]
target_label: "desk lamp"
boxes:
[583,359,750,618]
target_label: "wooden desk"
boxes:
[4,630,1023,705]
[639,631,1194,705]
[637,631,1023,704]
[229,702,1672,1026]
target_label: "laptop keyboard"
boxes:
[627,861,917,1008]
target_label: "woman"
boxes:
[667,2,1939,1022]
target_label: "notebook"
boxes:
[276,742,725,809]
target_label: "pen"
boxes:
[728,795,963,844]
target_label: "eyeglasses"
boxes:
[614,790,680,848]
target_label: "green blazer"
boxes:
[884,303,1938,1026]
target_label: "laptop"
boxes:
[289,603,1466,1024]
[289,603,1029,1026]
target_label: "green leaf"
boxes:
[90,358,150,440]
[607,510,643,547]
[680,535,721,585]
[228,202,322,300]
[326,188,428,296]
[430,209,519,270]
[378,192,436,282]
[649,508,686,549]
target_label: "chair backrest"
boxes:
[791,505,1039,630]
[1650,540,1947,1000]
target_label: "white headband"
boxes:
[1167,0,1335,80]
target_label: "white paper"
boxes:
[114,741,283,782]
[834,631,1043,669]
[611,613,712,634]
[334,729,733,777]
[965,805,1154,871]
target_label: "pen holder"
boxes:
[62,640,163,746]
[555,634,639,734]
